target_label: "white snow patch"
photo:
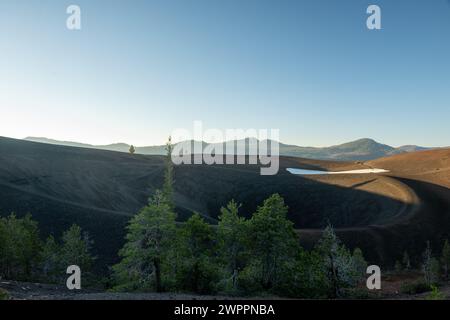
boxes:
[286,168,389,175]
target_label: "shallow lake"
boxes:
[286,168,389,175]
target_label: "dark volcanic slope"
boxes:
[0,137,167,267]
[0,137,418,267]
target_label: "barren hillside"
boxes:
[0,137,448,267]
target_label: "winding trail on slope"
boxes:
[0,180,133,217]
[296,159,450,265]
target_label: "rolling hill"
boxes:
[24,137,429,161]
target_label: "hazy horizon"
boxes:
[1,0,450,147]
[15,135,442,149]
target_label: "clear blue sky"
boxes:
[1,0,449,147]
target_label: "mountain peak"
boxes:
[343,138,381,146]
[354,138,378,143]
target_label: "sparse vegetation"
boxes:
[0,288,9,300]
[426,285,446,300]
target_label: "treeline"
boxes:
[0,197,368,298]
[112,192,368,298]
[0,214,94,283]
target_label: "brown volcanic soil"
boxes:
[368,148,450,187]
[0,137,449,268]
[314,148,450,266]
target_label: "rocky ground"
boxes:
[2,278,450,300]
[0,280,241,300]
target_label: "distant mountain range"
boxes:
[24,137,429,161]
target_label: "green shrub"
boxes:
[400,281,430,295]
[426,285,445,300]
[0,288,9,300]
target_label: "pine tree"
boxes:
[113,190,177,292]
[247,194,300,290]
[129,145,136,154]
[352,248,368,279]
[17,214,41,277]
[441,239,450,280]
[316,225,341,298]
[422,241,440,286]
[163,136,175,210]
[176,213,216,294]
[59,225,95,279]
[274,248,329,299]
[40,235,61,282]
[315,225,361,298]
[0,214,41,280]
[216,200,249,293]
